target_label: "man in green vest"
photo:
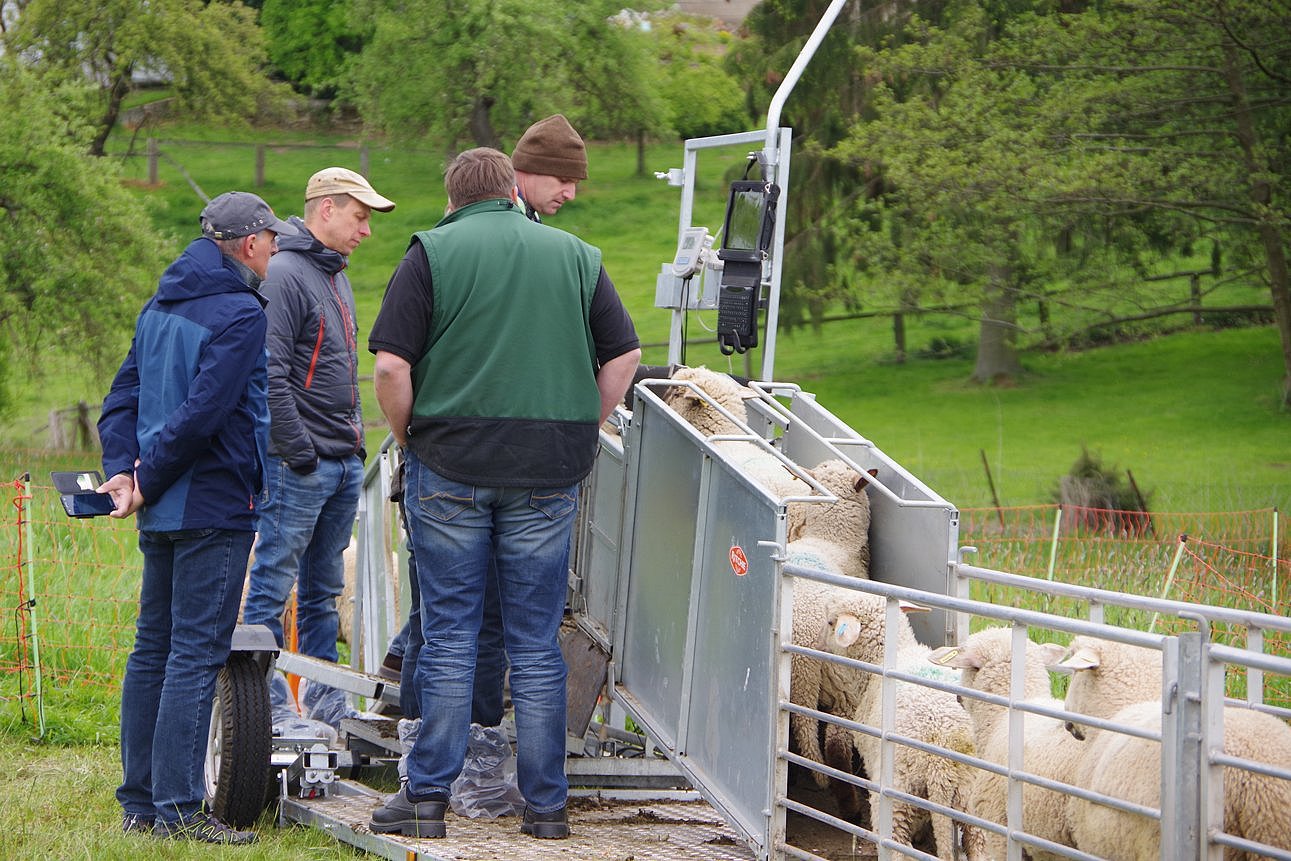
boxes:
[367,147,640,840]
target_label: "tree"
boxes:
[261,0,369,98]
[4,0,287,156]
[0,59,166,414]
[1002,0,1291,404]
[351,0,673,155]
[834,7,1099,382]
[826,0,1289,393]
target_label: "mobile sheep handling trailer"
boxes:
[209,1,1291,858]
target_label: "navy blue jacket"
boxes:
[99,238,270,532]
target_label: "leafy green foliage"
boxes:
[0,59,167,416]
[351,0,672,150]
[261,0,369,98]
[4,0,290,155]
[642,12,746,140]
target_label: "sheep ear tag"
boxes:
[833,614,862,648]
[928,646,960,666]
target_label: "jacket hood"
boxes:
[275,216,347,275]
[156,238,258,303]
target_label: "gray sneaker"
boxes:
[369,786,447,838]
[154,811,257,844]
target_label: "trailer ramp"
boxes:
[283,786,757,861]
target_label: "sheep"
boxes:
[822,590,985,861]
[665,367,892,815]
[1056,636,1291,861]
[928,627,1081,860]
[662,365,811,505]
[782,460,876,799]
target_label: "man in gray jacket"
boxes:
[242,167,395,724]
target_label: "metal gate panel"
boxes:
[617,396,706,748]
[572,431,628,648]
[683,461,783,849]
[782,391,960,646]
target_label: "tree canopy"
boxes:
[0,59,166,414]
[4,0,288,155]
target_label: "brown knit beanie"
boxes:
[511,114,588,181]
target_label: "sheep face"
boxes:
[825,593,924,664]
[928,627,1063,724]
[1052,636,1164,739]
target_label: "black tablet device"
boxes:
[717,180,780,264]
[51,470,117,518]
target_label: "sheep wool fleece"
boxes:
[407,199,602,487]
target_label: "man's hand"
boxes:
[98,471,144,519]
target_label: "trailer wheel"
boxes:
[205,653,272,827]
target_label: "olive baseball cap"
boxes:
[200,191,298,240]
[305,166,396,212]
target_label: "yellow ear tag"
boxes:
[933,647,960,666]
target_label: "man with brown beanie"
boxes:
[511,113,588,220]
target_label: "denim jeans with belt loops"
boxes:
[403,452,575,814]
[117,527,252,822]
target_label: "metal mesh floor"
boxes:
[285,784,758,861]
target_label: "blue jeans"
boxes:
[404,453,574,813]
[118,528,252,822]
[243,454,362,660]
[398,539,507,723]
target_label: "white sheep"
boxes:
[783,461,876,797]
[823,590,985,861]
[662,365,810,505]
[929,627,1081,860]
[1057,635,1291,861]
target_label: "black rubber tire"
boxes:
[205,653,273,827]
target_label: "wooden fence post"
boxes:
[255,144,266,188]
[147,138,159,185]
[360,144,370,178]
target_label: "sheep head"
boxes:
[825,593,924,663]
[928,627,1062,723]
[792,460,877,544]
[1050,635,1164,740]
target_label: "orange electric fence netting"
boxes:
[963,504,1291,706]
[4,479,1289,719]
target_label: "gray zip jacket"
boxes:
[260,216,364,472]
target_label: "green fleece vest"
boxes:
[406,198,604,485]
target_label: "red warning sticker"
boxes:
[729,545,749,577]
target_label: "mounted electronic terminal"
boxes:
[715,180,780,355]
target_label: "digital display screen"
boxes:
[723,189,766,253]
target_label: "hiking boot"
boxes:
[520,804,569,839]
[153,811,257,844]
[121,812,154,835]
[369,786,447,838]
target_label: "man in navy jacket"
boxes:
[98,191,294,844]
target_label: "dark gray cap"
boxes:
[200,191,298,240]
